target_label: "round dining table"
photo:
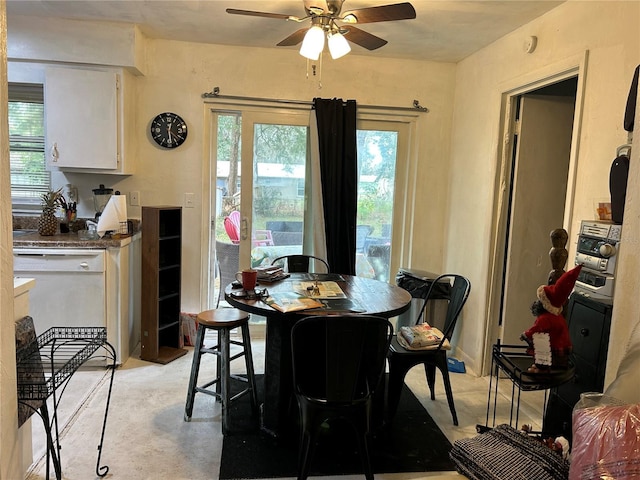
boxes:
[225,272,411,438]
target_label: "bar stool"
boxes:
[184,308,258,435]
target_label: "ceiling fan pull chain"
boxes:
[306,56,323,90]
[318,53,323,90]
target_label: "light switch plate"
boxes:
[185,192,195,208]
[130,191,140,206]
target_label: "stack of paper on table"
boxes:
[292,281,346,298]
[255,265,289,283]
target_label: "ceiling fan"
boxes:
[226,1,416,59]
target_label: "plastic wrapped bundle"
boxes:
[570,394,640,480]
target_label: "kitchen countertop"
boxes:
[13,231,140,249]
[13,277,36,296]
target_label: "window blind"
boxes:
[8,82,49,204]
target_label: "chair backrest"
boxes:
[224,211,241,244]
[271,254,329,273]
[216,240,240,304]
[356,225,373,253]
[416,274,471,348]
[252,229,274,247]
[291,315,393,402]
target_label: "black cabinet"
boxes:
[543,293,612,439]
[141,206,187,364]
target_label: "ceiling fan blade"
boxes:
[342,26,388,50]
[277,28,309,47]
[341,2,416,24]
[226,8,296,21]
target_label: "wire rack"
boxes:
[17,327,108,401]
[483,343,576,434]
[16,326,116,479]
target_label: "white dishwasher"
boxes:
[13,248,106,335]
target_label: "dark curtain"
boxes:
[313,98,357,275]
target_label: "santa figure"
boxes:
[521,264,582,373]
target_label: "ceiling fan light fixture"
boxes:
[328,31,351,59]
[342,13,358,24]
[300,26,325,60]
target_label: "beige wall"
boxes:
[447,0,640,376]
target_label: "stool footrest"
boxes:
[230,374,249,383]
[194,383,253,405]
[198,347,247,364]
[195,386,221,399]
[228,387,253,404]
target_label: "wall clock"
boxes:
[150,112,188,148]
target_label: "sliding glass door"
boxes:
[208,106,413,308]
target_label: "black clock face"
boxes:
[150,112,188,148]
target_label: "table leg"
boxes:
[261,314,296,438]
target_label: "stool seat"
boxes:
[197,309,249,328]
[184,308,258,435]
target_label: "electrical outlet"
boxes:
[66,184,78,202]
[185,192,195,208]
[130,191,140,206]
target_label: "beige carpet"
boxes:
[25,334,544,480]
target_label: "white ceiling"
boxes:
[5,0,565,63]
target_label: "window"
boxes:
[8,83,48,209]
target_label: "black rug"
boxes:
[219,375,454,479]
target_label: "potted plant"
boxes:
[38,188,64,236]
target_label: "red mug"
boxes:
[236,269,257,291]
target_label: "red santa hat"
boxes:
[537,264,582,315]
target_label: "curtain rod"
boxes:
[201,86,428,113]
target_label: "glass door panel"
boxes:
[211,112,242,308]
[355,126,399,282]
[251,123,308,268]
[210,109,309,308]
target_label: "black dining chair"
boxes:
[291,315,393,480]
[271,254,329,273]
[387,274,471,426]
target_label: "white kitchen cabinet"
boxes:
[44,66,136,174]
[13,234,141,363]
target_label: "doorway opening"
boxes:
[485,71,583,375]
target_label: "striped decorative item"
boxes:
[449,424,569,480]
